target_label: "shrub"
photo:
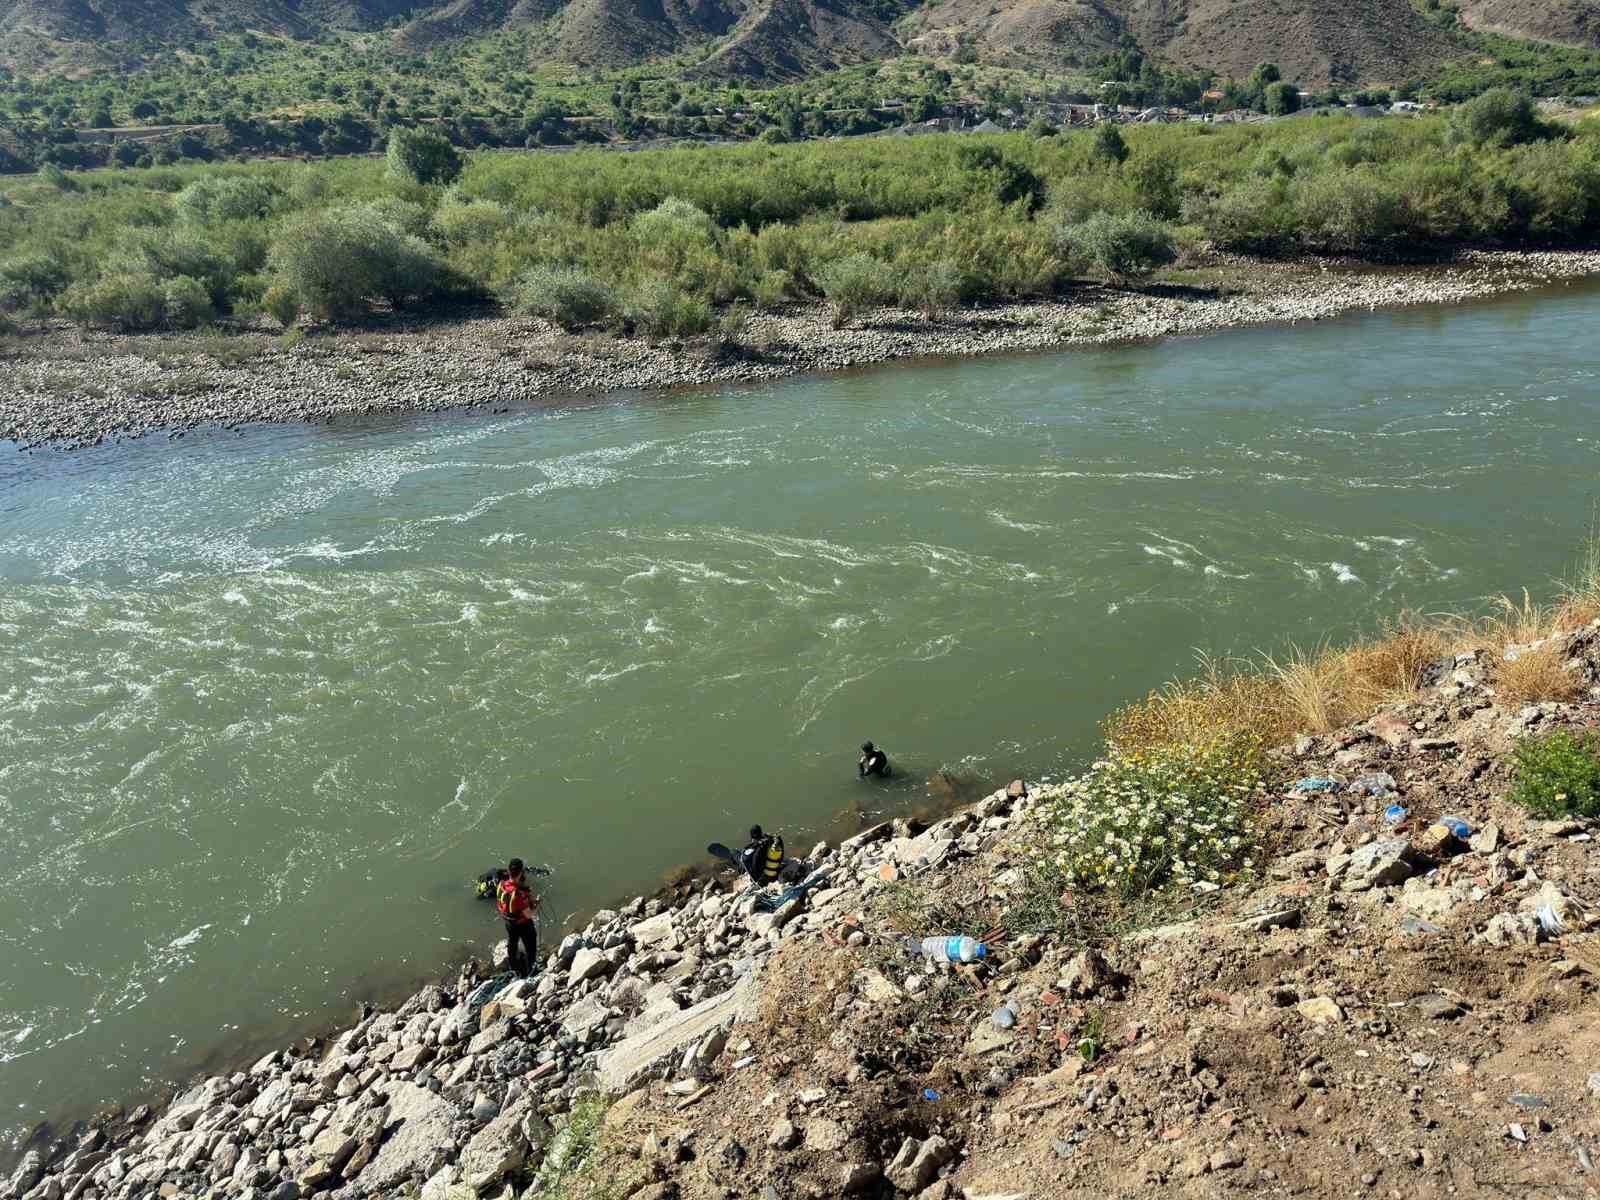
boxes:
[1265,82,1301,116]
[898,259,963,319]
[58,272,167,330]
[39,163,75,192]
[267,206,447,319]
[1057,210,1176,281]
[1127,148,1182,219]
[0,251,70,311]
[512,265,615,329]
[162,275,214,328]
[758,127,788,145]
[430,199,516,246]
[385,127,462,186]
[1508,730,1600,818]
[1291,168,1402,254]
[813,252,890,328]
[174,176,279,225]
[716,302,751,347]
[625,279,712,339]
[1183,177,1295,253]
[262,282,300,329]
[632,197,719,276]
[1092,121,1129,165]
[1448,88,1553,148]
[1038,735,1265,899]
[752,269,792,309]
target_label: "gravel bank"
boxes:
[3,249,1599,451]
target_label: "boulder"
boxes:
[1059,948,1111,998]
[886,1135,953,1193]
[1340,838,1416,891]
[568,949,613,989]
[356,1083,455,1191]
[560,996,610,1040]
[459,1102,531,1194]
[629,913,680,950]
[1296,997,1344,1024]
[595,974,758,1095]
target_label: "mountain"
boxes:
[1,0,1598,85]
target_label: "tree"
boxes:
[384,126,462,186]
[1092,120,1129,165]
[1265,82,1301,116]
[1447,87,1550,147]
[1248,62,1282,89]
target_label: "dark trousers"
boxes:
[505,920,539,978]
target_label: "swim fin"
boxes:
[707,842,741,866]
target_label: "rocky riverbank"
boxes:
[7,621,1600,1200]
[3,249,1600,451]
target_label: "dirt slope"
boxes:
[901,0,1465,86]
[1459,0,1600,50]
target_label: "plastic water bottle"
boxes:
[1383,803,1408,825]
[918,936,987,963]
[1439,815,1471,839]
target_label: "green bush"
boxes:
[1265,82,1301,116]
[0,251,70,312]
[813,252,891,328]
[1093,122,1129,165]
[385,127,462,186]
[1037,735,1265,899]
[58,271,167,330]
[262,282,300,329]
[752,269,792,309]
[1509,730,1600,818]
[162,276,214,328]
[1291,168,1402,254]
[1448,88,1554,148]
[512,265,615,329]
[267,205,447,319]
[898,259,964,319]
[174,176,279,225]
[1057,210,1176,281]
[430,199,516,246]
[625,279,712,339]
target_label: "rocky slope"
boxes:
[5,620,1599,1200]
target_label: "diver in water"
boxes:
[858,740,891,779]
[741,825,785,885]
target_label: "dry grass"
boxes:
[1106,537,1600,753]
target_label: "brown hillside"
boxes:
[0,0,313,71]
[549,0,741,68]
[1458,0,1600,49]
[901,0,1463,87]
[690,0,902,81]
[391,0,557,51]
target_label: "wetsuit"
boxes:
[859,749,891,778]
[742,834,782,884]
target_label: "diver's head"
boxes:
[861,741,875,754]
[508,857,525,877]
[749,825,763,841]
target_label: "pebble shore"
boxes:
[3,249,1599,451]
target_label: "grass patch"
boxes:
[1509,730,1600,819]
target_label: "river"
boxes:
[2,282,1599,1150]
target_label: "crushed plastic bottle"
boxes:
[1350,772,1398,798]
[1383,803,1409,825]
[918,935,987,963]
[1439,815,1471,839]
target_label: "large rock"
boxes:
[886,1135,953,1192]
[356,1083,456,1191]
[595,973,759,1095]
[560,996,610,1040]
[1340,838,1416,892]
[568,948,614,988]
[459,1101,532,1194]
[629,913,681,950]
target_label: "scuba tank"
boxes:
[761,835,785,882]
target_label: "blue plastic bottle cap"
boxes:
[1383,804,1407,824]
[973,943,987,958]
[922,1088,940,1102]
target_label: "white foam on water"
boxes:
[1143,545,1191,569]
[221,590,249,606]
[987,511,1050,532]
[459,604,481,624]
[1329,562,1362,584]
[167,925,211,950]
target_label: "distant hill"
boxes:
[1,0,1598,83]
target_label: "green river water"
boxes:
[2,282,1599,1150]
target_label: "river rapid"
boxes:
[2,282,1598,1151]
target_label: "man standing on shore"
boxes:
[495,858,542,978]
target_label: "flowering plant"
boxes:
[1036,735,1265,899]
